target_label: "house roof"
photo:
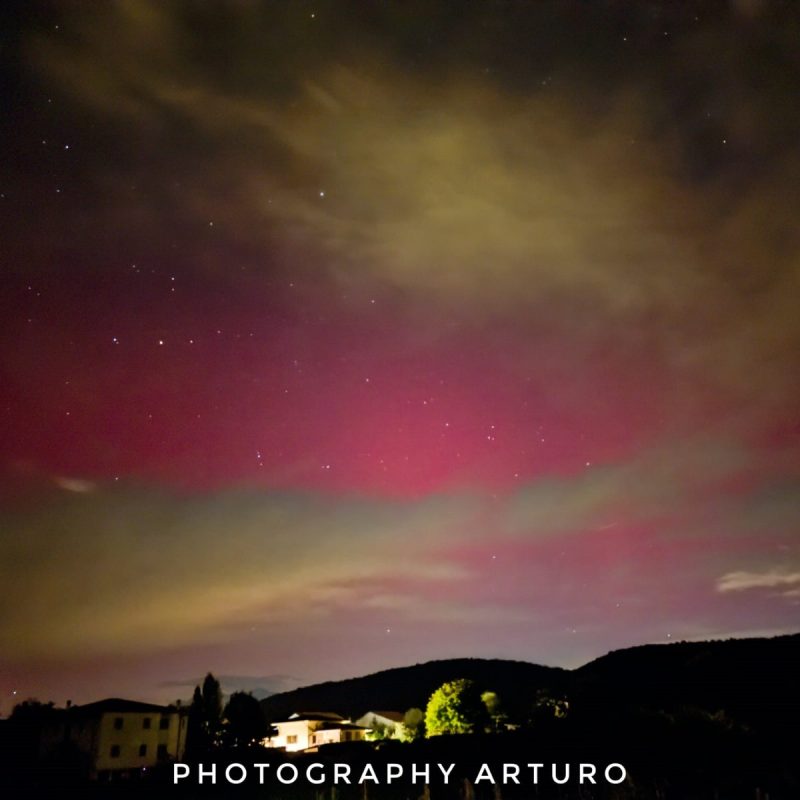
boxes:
[361,710,405,723]
[70,698,176,715]
[316,722,368,731]
[286,711,345,722]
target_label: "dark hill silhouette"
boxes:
[260,657,567,721]
[573,632,800,733]
[261,633,800,733]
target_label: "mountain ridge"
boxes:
[260,632,800,730]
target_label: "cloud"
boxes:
[716,570,800,593]
[54,477,96,494]
[1,434,787,664]
[36,22,700,314]
[160,674,300,700]
[24,1,800,414]
[504,437,751,534]
[0,484,480,660]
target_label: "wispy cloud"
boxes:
[160,674,300,699]
[54,477,96,493]
[2,440,795,664]
[716,570,800,593]
[26,2,800,412]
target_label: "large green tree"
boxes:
[425,679,489,736]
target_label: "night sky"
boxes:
[1,0,799,709]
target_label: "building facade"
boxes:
[40,698,187,780]
[264,711,367,752]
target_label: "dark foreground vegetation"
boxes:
[2,717,796,800]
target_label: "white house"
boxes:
[355,710,406,738]
[263,711,368,752]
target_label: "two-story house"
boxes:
[39,698,187,780]
[263,711,367,752]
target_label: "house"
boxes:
[39,698,187,780]
[263,711,368,752]
[355,710,406,738]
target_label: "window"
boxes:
[143,717,151,729]
[113,717,123,730]
[159,717,170,730]
[139,744,147,757]
[110,745,120,758]
[287,735,298,744]
[156,744,168,760]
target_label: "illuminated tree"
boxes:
[424,679,489,736]
[365,715,391,741]
[481,690,507,732]
[400,707,425,741]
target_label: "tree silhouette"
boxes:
[9,699,56,723]
[223,691,269,748]
[530,688,569,724]
[186,672,224,755]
